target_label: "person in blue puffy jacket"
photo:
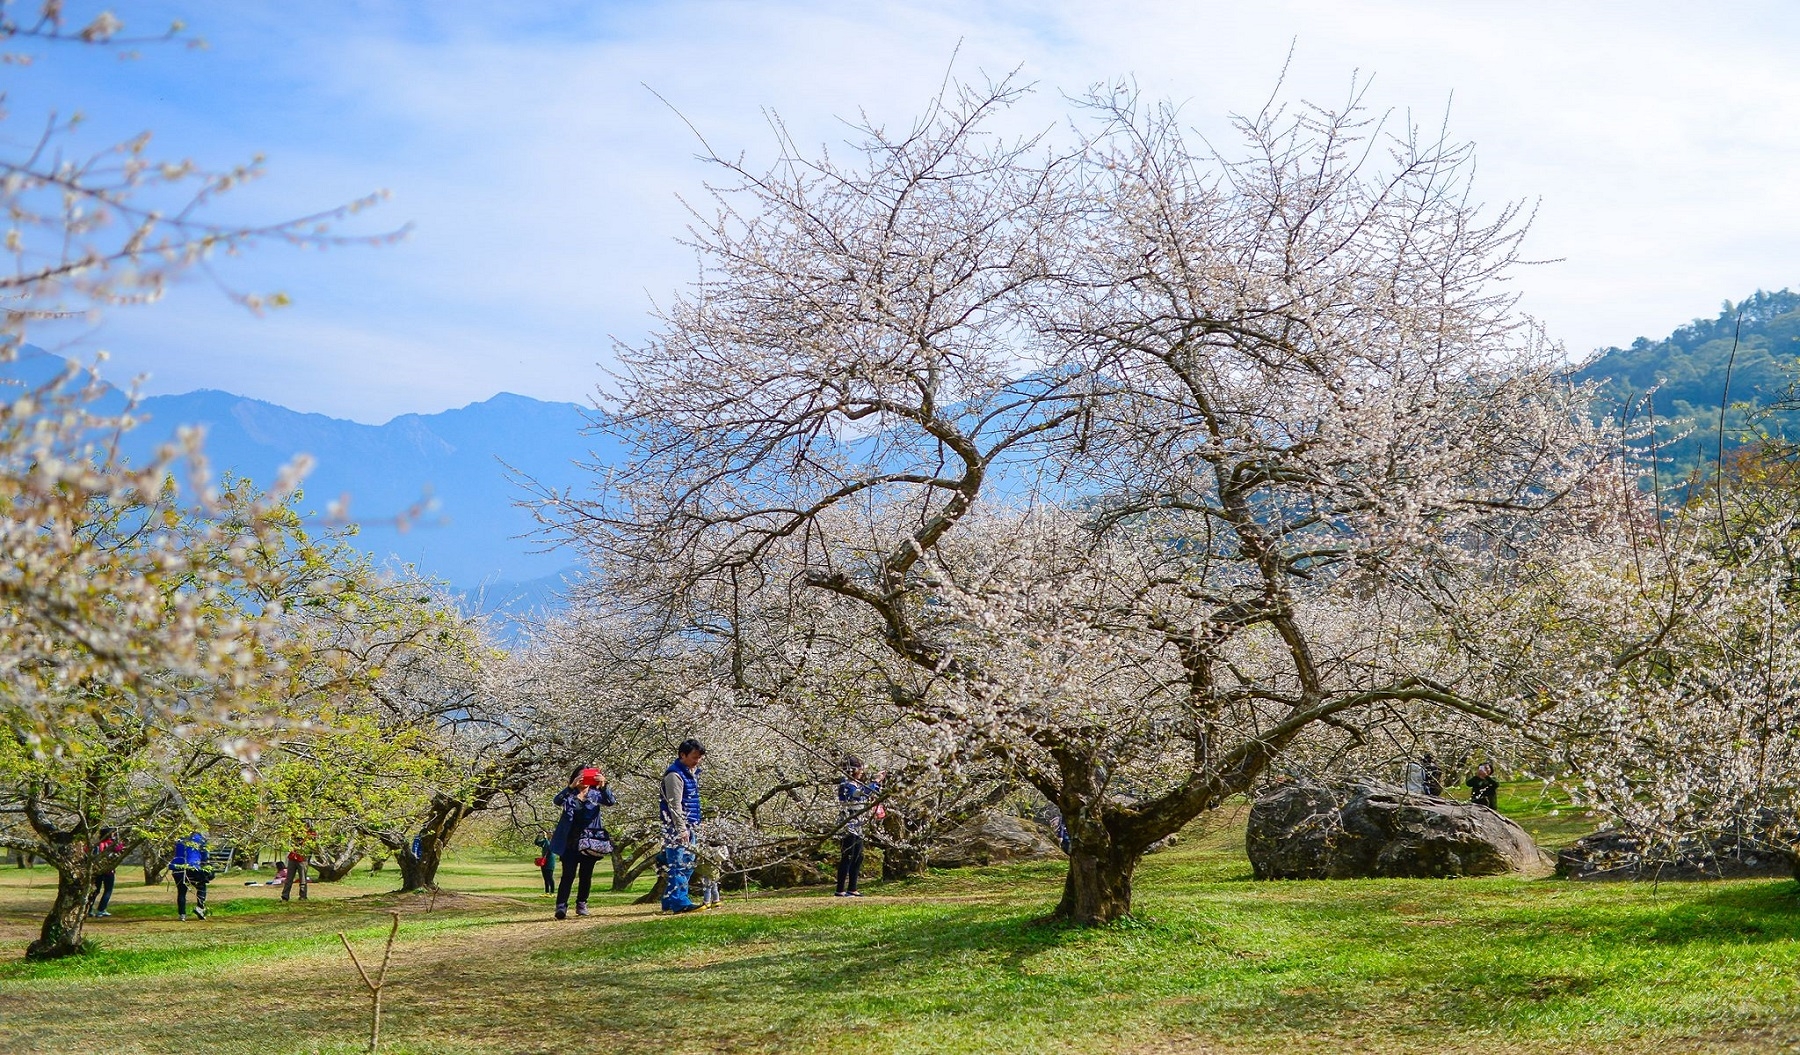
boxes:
[659,739,707,914]
[169,831,212,921]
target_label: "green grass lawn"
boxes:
[0,789,1795,1054]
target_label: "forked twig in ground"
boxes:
[339,911,402,1053]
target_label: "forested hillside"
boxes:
[1574,288,1800,480]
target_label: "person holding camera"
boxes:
[1466,761,1500,811]
[550,765,617,919]
[835,757,883,898]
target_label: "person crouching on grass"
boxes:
[551,765,617,919]
[659,739,707,914]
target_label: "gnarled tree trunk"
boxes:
[876,812,929,880]
[1055,839,1142,925]
[141,842,169,885]
[27,859,93,960]
[609,840,661,892]
[378,792,469,891]
[311,838,365,882]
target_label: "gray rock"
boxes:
[1247,779,1552,880]
[751,859,831,888]
[1557,828,1797,881]
[929,811,1064,868]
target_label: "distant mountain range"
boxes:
[5,350,620,611]
[6,289,1793,610]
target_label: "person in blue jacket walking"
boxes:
[659,739,707,914]
[550,765,617,919]
[169,831,211,921]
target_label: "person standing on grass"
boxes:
[533,831,557,895]
[169,831,211,921]
[835,757,882,898]
[1467,761,1500,810]
[281,827,314,902]
[87,829,122,918]
[659,739,707,914]
[551,765,616,920]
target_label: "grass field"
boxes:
[1,787,1796,1054]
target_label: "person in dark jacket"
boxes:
[551,765,616,919]
[87,829,123,917]
[834,757,882,897]
[1466,762,1499,810]
[659,739,706,914]
[170,831,211,921]
[1421,752,1444,797]
[533,832,557,895]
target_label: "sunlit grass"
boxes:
[0,788,1795,1054]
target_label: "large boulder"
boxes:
[1247,780,1553,880]
[1557,828,1797,881]
[929,811,1064,868]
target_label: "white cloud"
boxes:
[21,0,1800,419]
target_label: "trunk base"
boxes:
[1055,846,1140,925]
[27,868,93,960]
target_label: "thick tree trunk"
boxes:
[876,812,929,880]
[609,841,660,892]
[384,793,468,891]
[313,854,364,882]
[631,874,667,906]
[27,864,93,960]
[394,846,435,891]
[142,843,169,886]
[1055,842,1141,925]
[881,844,929,880]
[311,839,365,882]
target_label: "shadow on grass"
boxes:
[511,875,1800,1049]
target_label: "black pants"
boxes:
[172,869,208,915]
[540,858,556,893]
[556,853,597,907]
[836,834,865,894]
[89,871,115,912]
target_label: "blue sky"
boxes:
[16,0,1800,422]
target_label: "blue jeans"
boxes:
[662,845,697,912]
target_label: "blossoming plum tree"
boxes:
[558,78,1609,923]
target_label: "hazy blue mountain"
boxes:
[4,349,614,592]
[128,388,619,588]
